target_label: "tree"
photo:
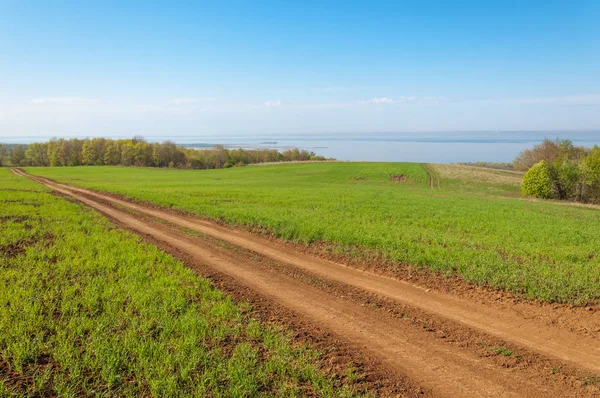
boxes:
[514,139,586,171]
[121,142,135,166]
[133,142,153,166]
[24,143,49,166]
[212,145,228,168]
[2,137,327,170]
[57,139,72,166]
[581,146,600,203]
[69,139,84,166]
[521,160,552,199]
[172,148,186,167]
[81,138,105,165]
[104,143,120,165]
[131,135,146,144]
[81,140,96,165]
[551,160,581,201]
[0,144,6,166]
[582,147,600,183]
[91,138,106,165]
[47,138,61,166]
[10,145,26,165]
[152,141,178,168]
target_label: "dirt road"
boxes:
[421,163,440,189]
[14,169,600,397]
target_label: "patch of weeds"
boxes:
[583,376,600,387]
[492,346,513,357]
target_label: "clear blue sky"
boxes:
[1,0,599,138]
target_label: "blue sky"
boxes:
[0,0,599,138]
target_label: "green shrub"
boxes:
[521,160,552,198]
[552,160,581,200]
[581,147,600,203]
[582,147,600,185]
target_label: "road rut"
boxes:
[13,169,600,397]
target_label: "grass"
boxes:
[492,346,514,357]
[25,162,600,305]
[0,169,361,397]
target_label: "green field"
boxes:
[26,163,600,305]
[0,169,361,397]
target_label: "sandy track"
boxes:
[421,163,440,189]
[13,169,600,397]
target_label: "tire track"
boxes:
[421,163,440,189]
[15,169,600,374]
[13,169,600,397]
[12,168,574,398]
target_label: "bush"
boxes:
[552,160,581,200]
[521,160,552,199]
[581,147,600,203]
[518,141,600,204]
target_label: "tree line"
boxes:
[0,137,328,169]
[517,139,600,204]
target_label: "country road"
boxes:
[13,168,600,397]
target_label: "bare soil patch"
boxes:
[389,174,408,182]
[0,358,59,397]
[0,233,54,259]
[0,215,29,223]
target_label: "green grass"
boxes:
[26,162,600,305]
[0,169,361,397]
[492,346,514,357]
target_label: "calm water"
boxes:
[176,131,600,163]
[4,131,600,163]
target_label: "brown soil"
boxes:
[389,174,408,182]
[0,358,58,397]
[14,168,600,398]
[0,232,54,258]
[0,215,29,223]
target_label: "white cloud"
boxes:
[170,97,216,105]
[30,97,99,105]
[361,96,446,105]
[371,97,397,104]
[264,100,282,108]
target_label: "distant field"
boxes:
[27,162,600,304]
[0,169,360,397]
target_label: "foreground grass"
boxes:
[27,163,600,305]
[0,169,360,397]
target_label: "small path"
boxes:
[421,163,441,189]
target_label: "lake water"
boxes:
[4,131,600,163]
[176,131,600,163]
